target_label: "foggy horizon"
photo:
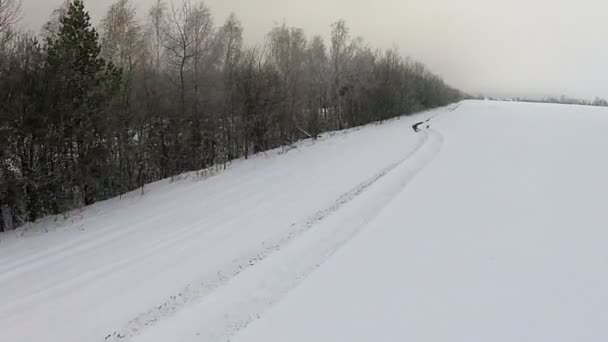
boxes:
[17,0,608,101]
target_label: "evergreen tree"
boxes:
[43,0,121,207]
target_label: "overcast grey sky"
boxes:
[19,0,608,99]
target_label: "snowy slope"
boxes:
[4,100,608,342]
[0,106,443,342]
[232,100,608,342]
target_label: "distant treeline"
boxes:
[0,0,462,231]
[473,95,608,107]
[518,96,608,107]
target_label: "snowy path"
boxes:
[232,100,608,342]
[129,116,445,342]
[0,106,447,342]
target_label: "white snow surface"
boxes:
[2,100,608,342]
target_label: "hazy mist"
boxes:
[19,0,608,99]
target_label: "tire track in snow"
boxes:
[105,110,450,342]
[218,129,444,342]
[131,123,445,342]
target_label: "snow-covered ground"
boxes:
[232,101,608,342]
[2,100,608,342]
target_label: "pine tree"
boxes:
[43,0,121,207]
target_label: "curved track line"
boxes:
[129,120,445,342]
[212,127,445,342]
[104,131,430,341]
[108,111,447,342]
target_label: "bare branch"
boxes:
[0,0,22,35]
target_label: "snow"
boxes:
[231,101,608,342]
[2,100,608,342]
[0,105,438,342]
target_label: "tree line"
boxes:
[0,0,462,231]
[474,94,608,107]
[519,96,608,107]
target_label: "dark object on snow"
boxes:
[412,119,432,132]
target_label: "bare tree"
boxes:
[0,0,21,35]
[305,35,329,136]
[220,13,242,76]
[342,39,376,125]
[101,0,143,69]
[268,23,308,141]
[101,0,146,191]
[189,1,219,169]
[188,2,215,116]
[41,0,69,39]
[148,0,167,71]
[160,0,225,171]
[136,0,170,180]
[163,0,197,118]
[218,13,243,163]
[236,46,281,156]
[329,20,350,129]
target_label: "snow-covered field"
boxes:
[2,100,608,342]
